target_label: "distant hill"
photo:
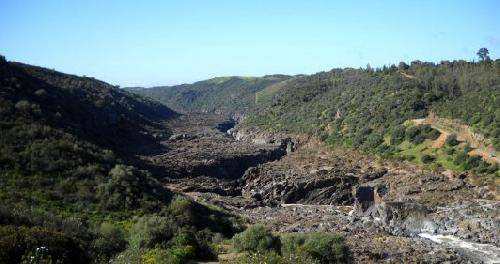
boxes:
[126,75,291,117]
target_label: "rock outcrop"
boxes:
[242,166,357,205]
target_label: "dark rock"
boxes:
[354,186,375,211]
[242,167,357,206]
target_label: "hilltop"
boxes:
[125,74,290,118]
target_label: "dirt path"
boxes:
[400,71,417,79]
[469,149,500,165]
[410,115,499,165]
[432,132,449,148]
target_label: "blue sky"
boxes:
[1,0,499,87]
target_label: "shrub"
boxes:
[486,164,499,174]
[168,196,197,225]
[142,246,195,264]
[421,154,435,164]
[0,225,87,264]
[406,125,440,144]
[464,156,482,170]
[300,233,347,264]
[405,126,421,141]
[454,151,469,166]
[363,133,384,149]
[352,127,372,147]
[390,125,406,145]
[14,100,32,113]
[279,234,319,263]
[233,225,280,253]
[280,233,347,264]
[446,134,460,146]
[472,160,491,174]
[96,165,172,211]
[445,147,455,155]
[422,125,441,140]
[92,222,127,261]
[34,89,48,98]
[167,230,207,259]
[412,134,426,144]
[129,215,175,249]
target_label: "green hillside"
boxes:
[246,60,499,175]
[127,75,290,117]
[0,57,241,263]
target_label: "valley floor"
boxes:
[140,113,499,263]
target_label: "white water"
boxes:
[419,233,500,264]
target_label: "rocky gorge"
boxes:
[140,113,499,263]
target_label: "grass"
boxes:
[208,77,232,84]
[196,199,232,215]
[255,79,289,104]
[396,140,465,171]
[397,139,431,164]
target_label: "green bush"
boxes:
[110,247,143,264]
[288,233,348,263]
[406,125,440,144]
[142,246,195,264]
[421,125,441,140]
[464,156,482,170]
[168,196,197,225]
[454,151,469,165]
[278,234,319,263]
[0,225,87,264]
[421,154,435,164]
[446,134,460,146]
[96,164,172,212]
[363,133,384,149]
[92,222,127,261]
[129,215,175,249]
[233,225,280,253]
[167,230,209,259]
[445,147,455,155]
[406,126,421,142]
[390,125,406,145]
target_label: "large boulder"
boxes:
[352,185,437,236]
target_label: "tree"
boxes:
[398,62,409,70]
[390,125,406,145]
[445,134,459,146]
[477,48,490,62]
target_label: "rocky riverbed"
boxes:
[142,113,499,263]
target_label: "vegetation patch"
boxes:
[231,225,348,264]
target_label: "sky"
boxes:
[1,0,499,87]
